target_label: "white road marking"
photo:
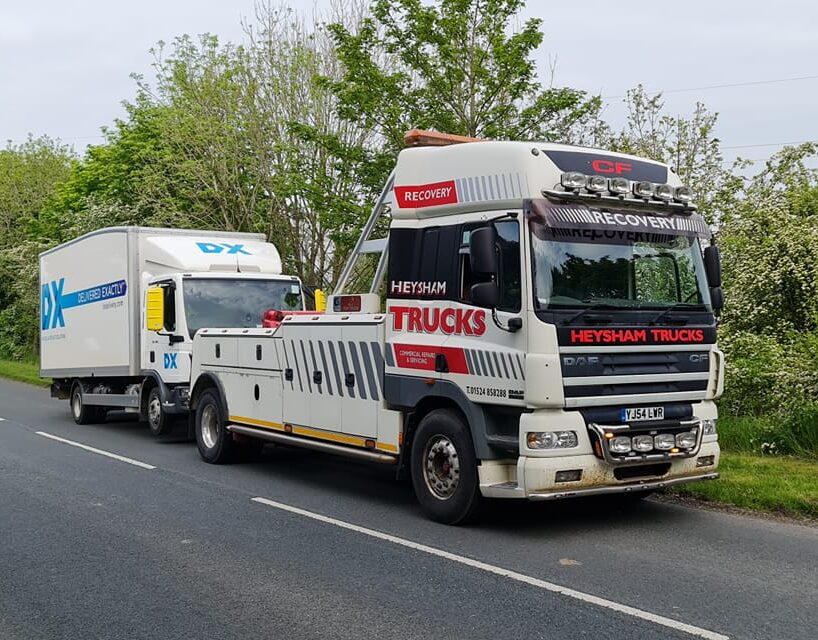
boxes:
[35,431,156,470]
[0,417,5,421]
[252,497,729,640]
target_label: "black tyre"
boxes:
[146,386,172,436]
[70,382,99,425]
[195,389,235,463]
[410,408,481,525]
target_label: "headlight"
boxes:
[527,431,578,450]
[674,186,694,203]
[702,419,717,436]
[676,431,698,449]
[655,183,675,201]
[609,436,632,453]
[654,433,675,450]
[632,434,654,452]
[633,181,655,198]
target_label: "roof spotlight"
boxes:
[560,172,587,190]
[633,181,655,199]
[586,175,608,192]
[674,186,694,203]
[655,184,675,201]
[609,177,630,195]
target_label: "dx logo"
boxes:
[163,353,178,369]
[41,278,66,330]
[196,242,251,255]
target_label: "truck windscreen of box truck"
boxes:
[186,129,725,524]
[40,226,303,434]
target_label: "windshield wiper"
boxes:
[648,302,703,326]
[562,303,619,325]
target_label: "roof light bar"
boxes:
[403,128,482,147]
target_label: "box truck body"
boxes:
[40,226,302,432]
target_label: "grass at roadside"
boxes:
[0,359,49,387]
[670,452,818,520]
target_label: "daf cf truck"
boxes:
[185,130,724,524]
[40,226,303,434]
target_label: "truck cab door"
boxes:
[145,277,190,384]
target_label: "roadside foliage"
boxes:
[0,0,817,458]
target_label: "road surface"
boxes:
[1,378,816,640]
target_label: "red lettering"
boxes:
[407,307,422,332]
[591,159,632,175]
[422,307,438,333]
[390,305,407,330]
[440,308,455,334]
[471,310,486,336]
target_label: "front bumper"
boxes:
[479,441,720,499]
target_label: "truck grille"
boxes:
[560,349,711,403]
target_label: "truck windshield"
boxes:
[182,278,302,337]
[529,221,711,311]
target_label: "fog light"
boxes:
[560,172,587,190]
[696,455,715,467]
[676,431,697,449]
[702,419,717,436]
[632,434,654,452]
[586,175,608,192]
[609,177,630,195]
[633,181,655,198]
[654,433,675,450]
[555,469,582,483]
[610,436,632,453]
[527,431,578,450]
[655,183,675,201]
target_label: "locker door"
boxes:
[339,325,382,439]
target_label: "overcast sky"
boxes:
[2,0,816,168]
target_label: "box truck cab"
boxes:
[40,227,303,434]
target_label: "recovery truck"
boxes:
[187,130,724,524]
[40,226,303,434]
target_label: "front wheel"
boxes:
[146,387,172,436]
[195,389,235,464]
[410,409,481,525]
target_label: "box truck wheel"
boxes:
[70,382,102,425]
[195,389,235,463]
[146,387,172,437]
[410,409,481,525]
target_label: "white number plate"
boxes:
[622,406,664,423]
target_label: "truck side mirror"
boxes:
[710,286,724,316]
[146,287,165,332]
[471,282,499,308]
[704,245,721,288]
[469,226,498,275]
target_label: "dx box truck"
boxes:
[40,226,303,434]
[184,130,724,524]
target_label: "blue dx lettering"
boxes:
[164,353,178,369]
[196,242,251,255]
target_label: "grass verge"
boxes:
[0,359,49,387]
[671,452,818,520]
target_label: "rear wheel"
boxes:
[410,409,481,525]
[146,386,172,436]
[70,382,101,425]
[195,389,235,463]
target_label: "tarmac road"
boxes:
[1,378,816,640]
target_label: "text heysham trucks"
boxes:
[185,130,724,524]
[40,227,303,434]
